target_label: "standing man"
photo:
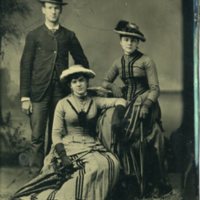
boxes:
[20,0,89,176]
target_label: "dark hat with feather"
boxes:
[114,20,146,42]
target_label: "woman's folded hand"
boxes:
[139,99,153,119]
[55,143,73,169]
[60,155,73,169]
[139,105,149,119]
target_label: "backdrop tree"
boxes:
[0,0,31,125]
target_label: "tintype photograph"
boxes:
[0,0,199,200]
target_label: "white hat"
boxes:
[60,65,96,80]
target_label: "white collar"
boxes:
[73,92,88,99]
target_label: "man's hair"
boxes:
[41,2,62,10]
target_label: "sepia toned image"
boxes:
[0,0,199,199]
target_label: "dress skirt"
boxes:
[14,135,120,200]
[98,99,166,187]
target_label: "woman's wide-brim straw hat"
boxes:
[114,20,146,42]
[60,65,96,81]
[39,0,68,5]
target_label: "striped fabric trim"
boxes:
[121,50,144,81]
[121,51,143,100]
[128,56,133,100]
[120,142,141,181]
[123,87,147,141]
[15,172,60,195]
[70,154,78,162]
[30,193,38,200]
[47,189,58,200]
[121,56,126,81]
[129,146,140,182]
[66,99,93,115]
[75,159,85,200]
[119,92,147,177]
[126,105,141,140]
[128,58,135,100]
[125,105,136,137]
[100,152,115,189]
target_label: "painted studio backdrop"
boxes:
[0,0,196,199]
[1,0,183,133]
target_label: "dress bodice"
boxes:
[103,50,160,102]
[52,94,126,145]
[63,96,98,136]
[121,52,150,100]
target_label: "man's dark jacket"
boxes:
[20,24,89,101]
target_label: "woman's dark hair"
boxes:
[62,72,89,88]
[69,72,89,82]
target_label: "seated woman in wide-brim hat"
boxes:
[13,65,126,200]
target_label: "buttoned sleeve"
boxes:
[94,97,127,109]
[102,60,120,89]
[52,101,67,145]
[20,31,36,98]
[69,32,89,68]
[144,56,160,102]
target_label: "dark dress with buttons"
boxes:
[103,50,170,196]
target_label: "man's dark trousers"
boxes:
[29,79,64,174]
